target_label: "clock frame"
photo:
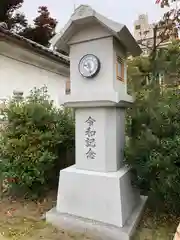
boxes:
[78,54,101,79]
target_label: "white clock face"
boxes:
[78,54,100,78]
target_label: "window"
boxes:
[135,25,141,30]
[143,30,149,35]
[146,39,152,46]
[116,56,124,82]
[139,15,145,20]
[65,80,71,95]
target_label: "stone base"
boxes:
[46,196,147,240]
[49,165,145,227]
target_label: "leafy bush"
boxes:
[125,85,180,213]
[0,87,75,198]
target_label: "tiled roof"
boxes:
[0,25,70,66]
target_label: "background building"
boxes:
[133,14,173,56]
[134,14,154,55]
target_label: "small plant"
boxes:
[0,86,75,198]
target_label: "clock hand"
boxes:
[84,63,92,73]
[84,65,89,72]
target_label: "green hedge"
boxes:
[0,87,75,198]
[125,85,180,213]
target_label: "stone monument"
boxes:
[46,5,147,240]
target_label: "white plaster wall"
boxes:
[0,55,68,106]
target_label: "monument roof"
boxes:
[50,5,141,57]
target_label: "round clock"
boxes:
[78,54,100,78]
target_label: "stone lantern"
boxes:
[46,5,147,240]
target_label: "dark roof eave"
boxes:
[0,27,70,67]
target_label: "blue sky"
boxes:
[20,0,166,33]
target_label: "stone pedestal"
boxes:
[47,198,147,240]
[56,165,139,227]
[47,165,147,240]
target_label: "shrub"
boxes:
[0,87,75,198]
[125,85,180,213]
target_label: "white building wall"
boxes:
[0,55,68,106]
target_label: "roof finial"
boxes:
[73,0,76,12]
